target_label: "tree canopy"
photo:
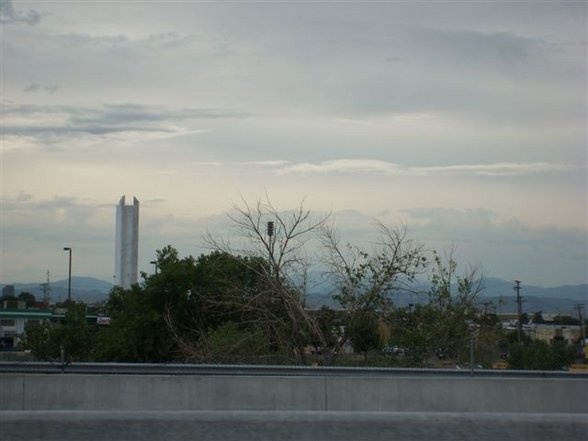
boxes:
[19,197,579,371]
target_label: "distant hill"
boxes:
[304,275,586,314]
[479,277,587,301]
[1,277,113,304]
[51,276,114,292]
[1,275,585,313]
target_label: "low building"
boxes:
[529,324,582,346]
[0,300,52,350]
[2,285,15,298]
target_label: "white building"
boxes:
[114,196,139,289]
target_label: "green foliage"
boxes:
[348,311,382,361]
[97,247,270,362]
[96,285,168,362]
[23,302,96,362]
[18,292,37,307]
[388,251,490,366]
[22,322,56,360]
[323,224,426,362]
[532,311,545,324]
[507,341,575,370]
[550,315,580,326]
[520,313,529,325]
[504,330,533,345]
[311,306,345,352]
[196,322,271,363]
[332,237,426,315]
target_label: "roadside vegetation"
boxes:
[18,197,585,370]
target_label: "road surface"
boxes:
[1,411,586,441]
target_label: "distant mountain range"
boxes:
[473,277,587,315]
[1,277,114,304]
[1,276,586,314]
[303,276,587,314]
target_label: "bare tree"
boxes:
[204,195,331,364]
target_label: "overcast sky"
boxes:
[1,1,586,288]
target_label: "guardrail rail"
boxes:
[1,361,587,378]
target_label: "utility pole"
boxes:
[514,280,524,344]
[573,304,586,343]
[40,270,51,305]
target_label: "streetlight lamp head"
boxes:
[63,247,71,251]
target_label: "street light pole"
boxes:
[63,247,72,303]
[514,280,523,344]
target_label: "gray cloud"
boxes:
[236,160,290,167]
[380,207,587,286]
[1,2,585,286]
[51,31,195,50]
[23,82,39,92]
[2,103,246,139]
[411,27,540,68]
[0,0,40,25]
[275,159,578,177]
[1,195,114,243]
[144,32,195,49]
[16,191,33,202]
[23,83,59,94]
[185,4,583,122]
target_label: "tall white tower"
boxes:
[114,195,139,289]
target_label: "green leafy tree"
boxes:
[348,311,382,362]
[474,312,503,367]
[311,306,346,355]
[322,223,426,363]
[196,322,272,364]
[22,321,56,359]
[425,250,482,363]
[162,250,272,362]
[551,315,580,326]
[508,341,575,370]
[23,302,96,362]
[98,245,199,362]
[389,250,487,366]
[532,311,545,324]
[390,304,444,364]
[61,303,97,361]
[18,292,36,307]
[96,284,168,362]
[97,247,272,363]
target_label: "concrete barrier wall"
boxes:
[1,374,586,413]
